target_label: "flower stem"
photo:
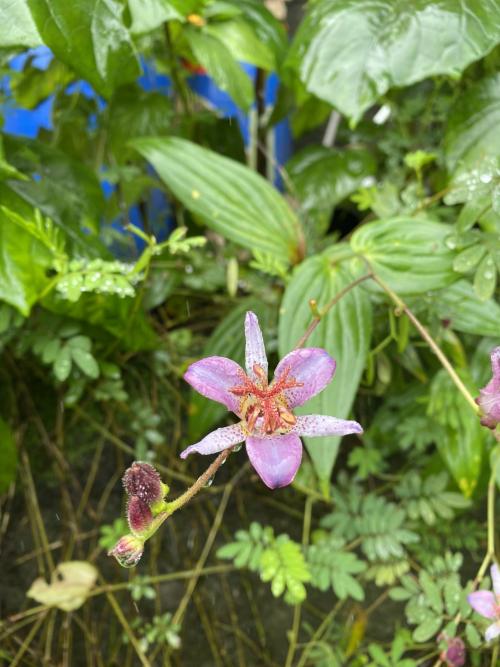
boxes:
[294,272,373,349]
[370,272,479,414]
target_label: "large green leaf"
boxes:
[279,247,372,482]
[5,138,105,245]
[131,137,304,264]
[185,28,254,111]
[444,74,500,171]
[205,18,275,71]
[287,0,500,122]
[287,146,376,213]
[0,207,54,315]
[27,0,140,98]
[429,280,500,338]
[0,0,41,47]
[188,298,276,441]
[428,369,486,497]
[127,0,181,34]
[350,217,457,294]
[0,416,17,494]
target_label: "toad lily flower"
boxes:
[468,563,500,642]
[181,311,362,489]
[476,347,500,430]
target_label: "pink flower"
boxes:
[476,347,500,429]
[441,637,466,667]
[181,311,362,489]
[468,563,500,642]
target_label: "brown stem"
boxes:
[294,272,373,349]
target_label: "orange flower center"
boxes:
[230,364,303,435]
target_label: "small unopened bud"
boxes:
[441,637,466,667]
[476,347,500,430]
[123,462,165,505]
[127,496,153,536]
[108,534,144,568]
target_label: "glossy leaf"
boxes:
[131,137,304,264]
[279,247,372,481]
[205,18,275,71]
[0,416,17,494]
[428,369,486,497]
[0,207,54,315]
[287,0,500,122]
[287,146,376,213]
[188,298,276,441]
[186,28,254,111]
[350,218,457,294]
[473,253,497,301]
[128,0,182,34]
[430,280,500,337]
[0,0,41,47]
[453,245,486,273]
[445,74,500,171]
[27,0,140,98]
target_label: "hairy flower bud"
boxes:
[122,461,164,505]
[442,637,466,667]
[108,534,144,568]
[127,496,153,536]
[476,347,500,429]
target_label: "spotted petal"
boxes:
[477,347,500,429]
[184,356,244,414]
[246,434,302,489]
[468,590,497,619]
[245,311,268,380]
[293,414,363,437]
[485,622,500,642]
[274,348,336,408]
[180,423,246,458]
[491,563,500,598]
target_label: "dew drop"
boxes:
[204,475,215,488]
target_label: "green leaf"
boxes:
[205,18,275,70]
[186,28,254,111]
[445,74,500,171]
[473,252,497,301]
[286,146,376,215]
[465,621,482,648]
[279,247,372,481]
[287,0,500,122]
[260,535,310,605]
[428,369,486,497]
[429,280,500,337]
[188,299,275,440]
[350,217,457,294]
[54,345,72,382]
[27,0,140,98]
[127,0,182,34]
[0,416,17,494]
[0,0,41,47]
[308,537,366,601]
[412,615,442,643]
[0,207,54,315]
[71,348,100,379]
[453,245,486,273]
[131,137,304,264]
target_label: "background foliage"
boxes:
[0,0,499,665]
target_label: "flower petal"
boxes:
[274,348,336,408]
[293,414,363,437]
[467,590,497,619]
[184,356,244,413]
[246,433,302,489]
[491,563,500,598]
[180,423,246,458]
[245,311,268,380]
[485,622,500,642]
[477,347,500,429]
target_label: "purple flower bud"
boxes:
[443,637,466,667]
[476,347,500,429]
[123,461,163,505]
[127,496,153,536]
[108,534,144,568]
